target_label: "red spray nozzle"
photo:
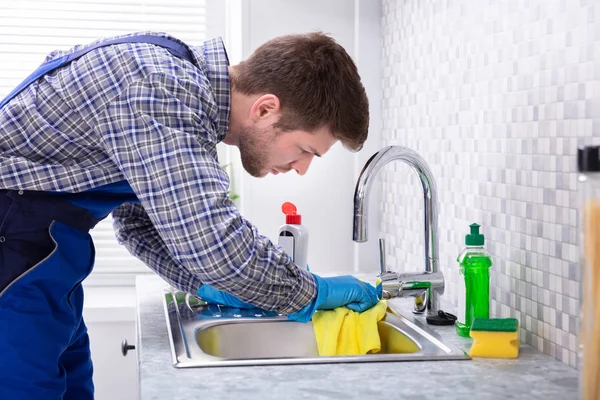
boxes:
[282,202,302,224]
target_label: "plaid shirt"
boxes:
[0,32,316,314]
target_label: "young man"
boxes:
[0,31,378,398]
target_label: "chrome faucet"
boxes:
[353,145,444,314]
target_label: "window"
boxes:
[0,0,229,286]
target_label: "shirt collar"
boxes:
[195,37,231,142]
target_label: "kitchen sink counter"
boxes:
[136,275,578,400]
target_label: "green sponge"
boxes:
[471,317,518,332]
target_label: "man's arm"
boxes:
[111,202,202,295]
[94,72,316,314]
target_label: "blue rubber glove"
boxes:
[288,274,379,323]
[197,284,256,309]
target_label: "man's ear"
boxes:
[249,94,280,122]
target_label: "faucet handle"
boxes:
[377,238,403,299]
[378,238,386,274]
[378,271,403,299]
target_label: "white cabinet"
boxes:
[84,286,139,400]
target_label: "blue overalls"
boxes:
[0,35,196,399]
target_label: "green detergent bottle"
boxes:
[456,223,493,338]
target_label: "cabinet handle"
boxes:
[121,339,135,357]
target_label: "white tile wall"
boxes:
[381,0,600,367]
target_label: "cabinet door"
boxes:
[87,320,139,400]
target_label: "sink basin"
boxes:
[196,318,421,359]
[163,289,469,368]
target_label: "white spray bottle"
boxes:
[277,202,309,269]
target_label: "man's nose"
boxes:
[291,154,314,176]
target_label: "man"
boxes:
[0,31,378,398]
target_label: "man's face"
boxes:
[238,122,337,178]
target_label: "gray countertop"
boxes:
[136,275,579,400]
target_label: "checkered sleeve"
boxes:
[112,202,202,294]
[97,71,316,314]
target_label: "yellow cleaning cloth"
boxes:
[312,300,387,356]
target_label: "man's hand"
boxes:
[288,274,379,322]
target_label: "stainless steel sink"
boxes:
[163,289,470,368]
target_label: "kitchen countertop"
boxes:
[136,275,579,400]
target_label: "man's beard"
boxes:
[238,124,275,178]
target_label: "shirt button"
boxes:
[17,190,23,195]
[0,237,5,243]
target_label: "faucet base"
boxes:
[412,289,429,314]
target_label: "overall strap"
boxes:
[0,34,195,109]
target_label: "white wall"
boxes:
[353,0,383,274]
[380,0,599,367]
[230,0,382,275]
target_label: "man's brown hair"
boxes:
[231,32,369,152]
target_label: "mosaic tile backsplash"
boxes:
[380,0,600,367]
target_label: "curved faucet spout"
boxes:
[353,145,444,313]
